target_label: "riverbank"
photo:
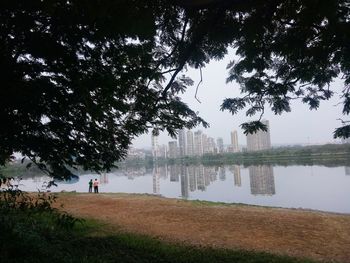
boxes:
[56,193,350,262]
[122,143,350,168]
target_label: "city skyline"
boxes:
[151,121,272,158]
[136,118,346,151]
[151,127,245,159]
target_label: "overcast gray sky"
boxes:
[132,49,345,149]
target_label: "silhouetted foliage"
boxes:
[1,0,349,178]
[219,0,350,137]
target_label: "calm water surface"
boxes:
[16,164,350,214]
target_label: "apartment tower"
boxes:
[194,130,203,156]
[151,134,159,158]
[230,130,239,152]
[246,120,271,151]
[168,141,178,158]
[186,130,194,156]
[178,129,186,157]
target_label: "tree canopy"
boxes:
[1,0,349,178]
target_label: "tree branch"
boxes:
[147,16,189,88]
[195,67,203,103]
[161,68,178,74]
[171,0,252,9]
[161,8,225,99]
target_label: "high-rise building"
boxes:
[207,137,216,153]
[194,130,203,156]
[178,129,186,157]
[168,141,178,158]
[246,120,271,151]
[157,144,167,158]
[186,130,194,156]
[249,165,275,195]
[230,130,239,152]
[151,135,159,159]
[216,137,224,153]
[202,133,209,154]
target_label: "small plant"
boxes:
[0,175,84,261]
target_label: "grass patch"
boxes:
[184,199,285,210]
[1,209,316,263]
[70,231,315,263]
[184,199,234,207]
[0,190,317,263]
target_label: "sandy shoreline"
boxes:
[56,193,350,262]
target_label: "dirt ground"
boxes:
[56,193,350,262]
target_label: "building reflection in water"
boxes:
[229,165,241,187]
[180,165,189,199]
[152,164,164,195]
[169,165,179,182]
[99,173,109,184]
[153,164,221,198]
[249,165,275,195]
[218,166,226,181]
[187,166,196,192]
[345,167,350,176]
[196,165,205,191]
[152,164,161,194]
[122,166,147,180]
[148,164,276,198]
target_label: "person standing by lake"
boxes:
[88,179,93,193]
[93,179,99,193]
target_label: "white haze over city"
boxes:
[132,49,345,149]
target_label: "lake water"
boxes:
[15,164,350,214]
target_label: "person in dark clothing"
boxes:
[88,179,93,193]
[93,179,99,193]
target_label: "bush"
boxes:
[0,178,81,262]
